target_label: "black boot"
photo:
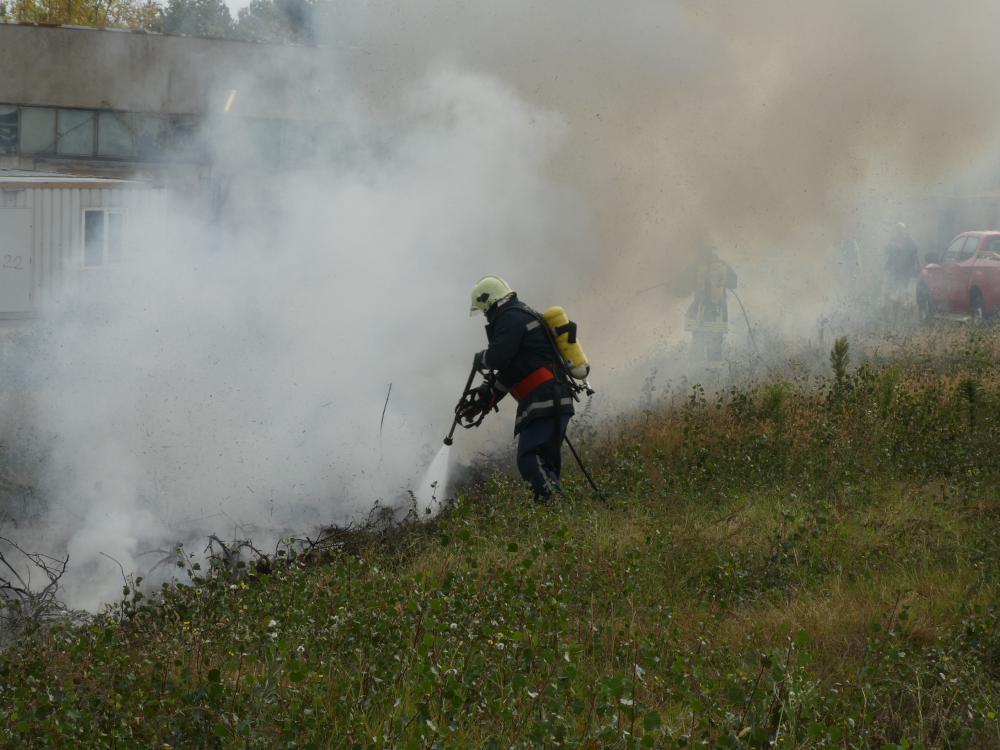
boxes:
[533,488,553,505]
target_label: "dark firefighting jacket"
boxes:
[480,295,575,435]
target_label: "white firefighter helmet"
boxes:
[469,275,514,316]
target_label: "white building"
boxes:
[0,169,163,321]
[0,23,328,322]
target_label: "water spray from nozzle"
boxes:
[416,443,452,514]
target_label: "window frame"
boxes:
[96,110,136,159]
[0,104,17,155]
[81,208,126,269]
[12,105,137,160]
[942,236,968,264]
[55,108,97,157]
[18,106,58,155]
[983,236,1000,256]
[958,236,980,261]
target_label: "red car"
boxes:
[917,231,1000,322]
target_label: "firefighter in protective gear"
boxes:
[884,222,920,292]
[684,249,738,362]
[464,275,575,503]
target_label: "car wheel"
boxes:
[916,285,934,323]
[970,289,985,325]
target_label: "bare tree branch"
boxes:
[0,535,86,645]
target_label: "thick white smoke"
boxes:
[9,67,595,609]
[7,0,1000,611]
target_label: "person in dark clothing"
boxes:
[684,249,738,362]
[884,222,920,290]
[462,275,575,502]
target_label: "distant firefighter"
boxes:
[684,249,738,362]
[884,222,920,292]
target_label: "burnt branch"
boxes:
[204,534,270,576]
[0,536,85,644]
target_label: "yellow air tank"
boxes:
[543,306,591,380]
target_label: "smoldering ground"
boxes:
[5,0,1000,612]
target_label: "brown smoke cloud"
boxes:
[670,1,1000,242]
[323,0,1000,342]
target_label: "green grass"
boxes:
[4,329,1000,748]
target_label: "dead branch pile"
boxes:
[0,536,88,646]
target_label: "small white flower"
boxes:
[268,619,278,628]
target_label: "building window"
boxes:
[0,105,16,154]
[83,209,125,268]
[135,113,204,161]
[56,109,96,156]
[134,113,170,160]
[97,111,135,158]
[18,107,135,159]
[169,114,204,161]
[20,107,57,154]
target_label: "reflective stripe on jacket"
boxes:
[483,295,575,434]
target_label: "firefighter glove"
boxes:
[455,382,497,425]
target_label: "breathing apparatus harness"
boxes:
[445,302,592,443]
[525,305,595,400]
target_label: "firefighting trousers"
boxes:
[516,415,572,499]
